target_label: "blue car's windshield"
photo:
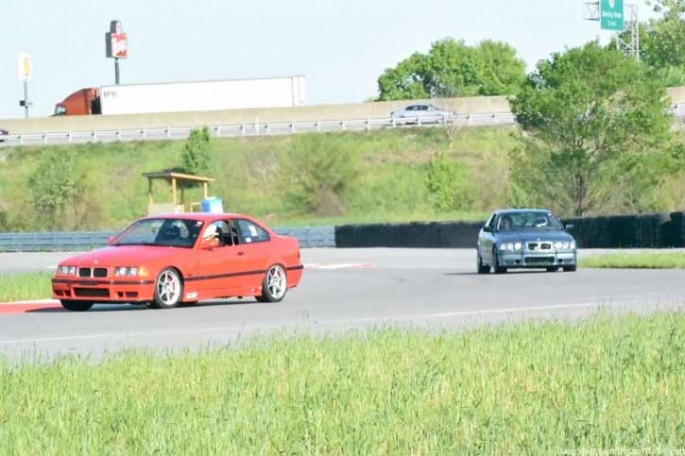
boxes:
[497,212,564,231]
[113,218,204,248]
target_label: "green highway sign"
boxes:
[600,0,624,31]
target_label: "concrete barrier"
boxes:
[0,96,510,134]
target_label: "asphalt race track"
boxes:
[1,249,685,361]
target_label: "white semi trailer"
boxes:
[55,75,306,116]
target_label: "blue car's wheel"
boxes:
[477,252,490,274]
[493,249,507,274]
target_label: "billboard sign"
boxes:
[600,0,624,31]
[18,53,31,80]
[106,20,128,59]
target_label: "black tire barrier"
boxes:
[336,211,685,249]
[335,221,482,248]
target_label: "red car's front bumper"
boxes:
[51,277,155,303]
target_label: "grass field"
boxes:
[581,251,685,269]
[0,273,51,302]
[1,312,684,454]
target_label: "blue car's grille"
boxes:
[527,242,552,251]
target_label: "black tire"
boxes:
[477,253,490,274]
[493,249,507,274]
[60,300,94,312]
[563,265,577,272]
[149,268,183,309]
[546,267,559,272]
[256,264,287,303]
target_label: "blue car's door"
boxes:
[478,214,497,264]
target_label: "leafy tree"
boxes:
[28,150,83,229]
[279,134,360,216]
[377,53,431,101]
[377,38,526,100]
[613,1,685,82]
[510,42,678,216]
[424,151,471,211]
[181,126,213,177]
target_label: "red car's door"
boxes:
[233,218,272,289]
[195,221,253,298]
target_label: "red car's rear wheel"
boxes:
[256,265,287,303]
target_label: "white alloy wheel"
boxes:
[151,268,183,309]
[257,265,287,303]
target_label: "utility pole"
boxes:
[616,4,640,61]
[18,53,32,118]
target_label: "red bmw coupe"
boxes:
[52,213,304,311]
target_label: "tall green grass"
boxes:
[0,273,51,302]
[581,251,685,269]
[1,312,684,454]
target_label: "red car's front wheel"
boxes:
[60,300,94,312]
[149,268,183,309]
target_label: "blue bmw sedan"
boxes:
[477,209,577,274]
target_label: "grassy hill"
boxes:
[1,124,684,232]
[0,127,516,231]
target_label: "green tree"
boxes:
[612,1,685,83]
[377,53,431,101]
[510,42,678,216]
[181,126,214,177]
[28,150,83,229]
[279,134,360,216]
[377,38,526,100]
[424,151,471,212]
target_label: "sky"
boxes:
[0,0,649,120]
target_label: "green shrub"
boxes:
[28,150,83,230]
[425,151,471,212]
[181,126,214,177]
[279,134,360,216]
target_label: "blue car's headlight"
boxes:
[554,241,576,250]
[500,242,522,251]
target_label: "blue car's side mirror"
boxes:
[482,226,492,233]
[565,223,575,231]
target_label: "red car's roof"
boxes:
[141,213,250,222]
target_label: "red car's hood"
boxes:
[61,245,189,267]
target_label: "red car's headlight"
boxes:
[58,265,77,275]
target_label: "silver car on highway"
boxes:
[477,209,577,274]
[390,104,455,124]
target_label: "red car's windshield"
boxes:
[113,218,204,248]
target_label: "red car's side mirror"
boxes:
[107,236,116,245]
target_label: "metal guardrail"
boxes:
[3,102,685,147]
[0,226,335,251]
[0,112,516,147]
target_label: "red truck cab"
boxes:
[54,88,101,116]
